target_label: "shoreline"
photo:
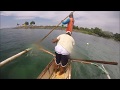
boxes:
[13,25,64,29]
[13,25,98,35]
[12,25,120,42]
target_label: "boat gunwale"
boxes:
[37,58,55,79]
[37,58,71,79]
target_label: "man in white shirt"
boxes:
[52,31,75,75]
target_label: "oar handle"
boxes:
[71,59,118,65]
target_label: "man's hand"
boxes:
[52,38,58,43]
[61,20,64,22]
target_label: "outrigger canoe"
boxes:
[37,58,71,79]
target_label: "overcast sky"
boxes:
[1,11,119,34]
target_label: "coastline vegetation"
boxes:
[14,21,120,42]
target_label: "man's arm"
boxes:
[52,38,59,43]
[62,18,70,25]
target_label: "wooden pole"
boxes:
[35,45,118,66]
[0,48,32,67]
[71,59,118,65]
[36,11,75,44]
[38,47,55,57]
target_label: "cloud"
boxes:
[1,11,70,20]
[1,11,119,33]
[73,11,119,33]
[15,16,36,19]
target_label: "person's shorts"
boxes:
[55,44,69,55]
[55,52,70,67]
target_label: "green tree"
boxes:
[30,21,35,25]
[25,21,29,25]
[114,33,120,41]
[93,27,103,36]
[17,23,19,26]
[73,25,79,29]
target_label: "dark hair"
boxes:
[66,32,71,36]
[69,13,73,18]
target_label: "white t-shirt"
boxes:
[55,44,70,55]
[56,34,75,54]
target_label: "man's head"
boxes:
[69,12,73,18]
[66,31,71,36]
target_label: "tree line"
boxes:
[73,25,120,41]
[16,22,119,41]
[17,21,35,26]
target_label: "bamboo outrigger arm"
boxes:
[71,59,118,65]
[0,48,32,67]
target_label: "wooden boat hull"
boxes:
[37,58,71,79]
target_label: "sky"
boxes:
[0,11,120,34]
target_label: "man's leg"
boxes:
[59,55,69,75]
[54,52,61,73]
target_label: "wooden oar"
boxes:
[38,47,55,57]
[35,45,118,66]
[71,59,118,65]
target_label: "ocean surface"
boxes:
[0,28,119,79]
